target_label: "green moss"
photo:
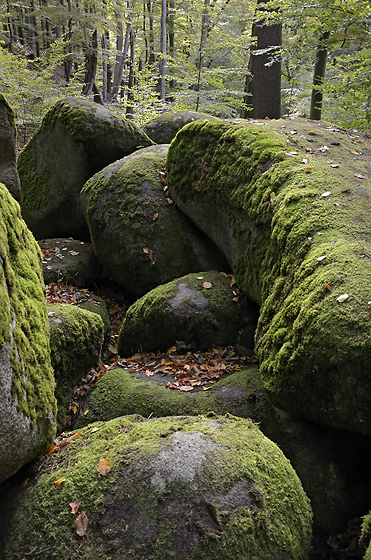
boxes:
[3,415,312,560]
[167,118,371,434]
[18,149,50,211]
[0,184,56,430]
[42,101,88,140]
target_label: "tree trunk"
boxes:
[310,31,330,120]
[245,0,282,119]
[126,29,135,119]
[147,0,156,66]
[82,29,98,96]
[159,0,167,100]
[111,3,132,102]
[195,0,210,111]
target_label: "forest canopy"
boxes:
[0,0,370,130]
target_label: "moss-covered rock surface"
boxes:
[117,270,258,356]
[38,238,102,287]
[81,145,227,297]
[1,415,312,560]
[167,118,371,435]
[0,93,21,201]
[48,303,104,427]
[0,183,56,482]
[18,97,153,240]
[142,110,220,144]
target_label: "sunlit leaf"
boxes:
[54,477,66,488]
[316,255,327,262]
[321,191,331,197]
[98,457,111,476]
[336,293,348,302]
[324,282,332,290]
[179,386,194,391]
[203,282,212,289]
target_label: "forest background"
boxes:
[0,0,370,139]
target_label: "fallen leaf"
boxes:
[69,251,79,256]
[336,294,348,303]
[75,511,88,537]
[305,168,312,173]
[301,158,308,164]
[317,255,327,262]
[203,386,212,391]
[98,457,111,476]
[286,151,298,157]
[270,192,276,202]
[331,164,339,168]
[145,369,154,376]
[84,409,89,416]
[152,213,159,220]
[90,426,100,433]
[324,282,332,290]
[48,311,56,317]
[368,301,371,309]
[321,191,331,197]
[196,276,204,279]
[69,501,81,514]
[308,130,316,135]
[355,174,365,179]
[55,477,66,488]
[179,386,194,392]
[143,247,149,254]
[203,282,212,289]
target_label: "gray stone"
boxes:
[0,94,21,201]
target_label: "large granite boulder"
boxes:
[167,117,371,436]
[0,415,312,560]
[117,270,259,356]
[81,144,228,297]
[48,303,105,427]
[0,184,56,483]
[142,110,220,144]
[0,94,21,201]
[18,97,153,240]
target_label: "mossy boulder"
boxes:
[117,270,259,356]
[1,415,312,560]
[81,145,228,297]
[38,238,103,287]
[18,97,153,240]
[48,303,104,427]
[0,184,56,483]
[0,94,21,201]
[77,365,370,537]
[167,118,371,435]
[76,366,265,427]
[142,110,220,144]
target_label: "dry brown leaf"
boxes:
[203,282,212,289]
[179,386,194,392]
[75,511,88,537]
[69,501,81,514]
[54,478,66,488]
[98,457,111,476]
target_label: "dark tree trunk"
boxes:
[126,29,135,119]
[159,0,167,100]
[82,29,98,96]
[310,31,330,120]
[244,0,282,119]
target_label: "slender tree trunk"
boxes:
[168,0,175,94]
[310,31,330,120]
[159,0,167,100]
[82,29,98,96]
[111,3,132,102]
[244,0,282,119]
[101,31,109,102]
[195,0,210,111]
[126,29,135,119]
[147,0,156,66]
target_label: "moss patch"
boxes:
[0,183,56,429]
[167,118,371,434]
[2,415,312,560]
[48,303,104,427]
